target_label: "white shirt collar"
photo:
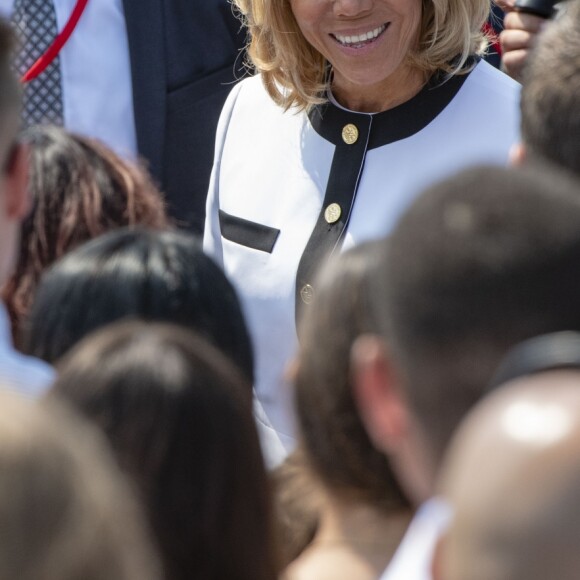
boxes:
[380,497,452,580]
[0,301,55,397]
[0,302,13,346]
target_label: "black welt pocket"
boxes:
[219,210,280,253]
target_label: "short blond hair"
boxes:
[235,0,491,111]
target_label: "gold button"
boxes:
[342,123,359,145]
[324,203,342,224]
[300,284,315,305]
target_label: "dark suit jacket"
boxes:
[123,0,246,234]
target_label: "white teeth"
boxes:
[335,24,386,46]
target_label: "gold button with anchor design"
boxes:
[300,284,315,305]
[324,203,342,224]
[342,123,359,145]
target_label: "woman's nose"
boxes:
[332,0,373,18]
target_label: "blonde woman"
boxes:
[204,0,520,464]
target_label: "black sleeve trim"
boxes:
[219,209,280,253]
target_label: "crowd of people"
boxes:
[1,0,579,579]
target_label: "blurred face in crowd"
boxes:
[0,139,29,286]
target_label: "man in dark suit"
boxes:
[9,0,245,234]
[125,0,246,233]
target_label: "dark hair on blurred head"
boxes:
[2,125,169,340]
[23,227,254,383]
[376,165,580,466]
[49,321,278,580]
[295,241,409,511]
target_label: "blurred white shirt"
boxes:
[0,303,55,397]
[380,498,452,580]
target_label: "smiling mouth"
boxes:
[332,23,389,49]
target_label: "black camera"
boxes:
[513,0,559,18]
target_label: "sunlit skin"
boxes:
[290,0,425,112]
[496,0,545,81]
[286,491,411,580]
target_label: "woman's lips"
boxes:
[331,23,389,48]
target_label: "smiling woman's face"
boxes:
[290,0,424,110]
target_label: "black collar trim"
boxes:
[308,63,475,150]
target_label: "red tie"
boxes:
[21,0,90,83]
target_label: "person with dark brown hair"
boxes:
[49,320,279,580]
[6,0,245,233]
[288,241,412,580]
[1,125,169,344]
[22,228,254,388]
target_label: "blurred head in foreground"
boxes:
[295,241,409,510]
[2,125,168,342]
[0,390,160,580]
[0,19,28,289]
[49,321,278,580]
[287,242,410,579]
[23,227,254,384]
[353,165,580,504]
[438,369,580,580]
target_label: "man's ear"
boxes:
[351,334,408,455]
[2,142,30,220]
[509,142,526,167]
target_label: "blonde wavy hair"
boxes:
[234,0,491,111]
